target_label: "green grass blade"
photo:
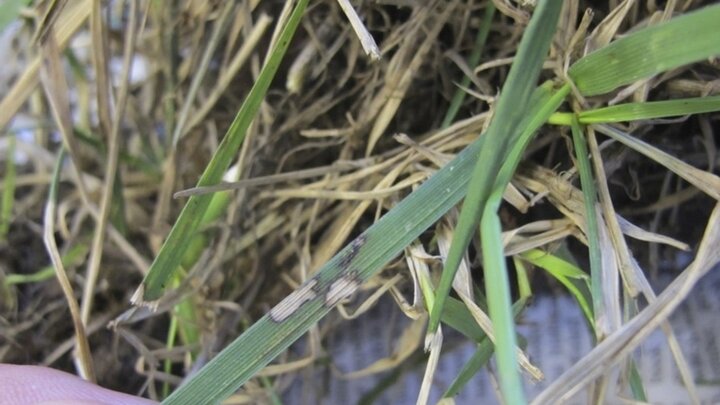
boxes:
[165,170,239,379]
[428,0,564,336]
[136,0,309,302]
[624,298,648,401]
[494,82,570,187]
[481,188,525,404]
[0,0,28,33]
[465,79,570,405]
[432,79,569,403]
[578,95,720,123]
[470,83,570,401]
[444,340,494,398]
[441,3,495,128]
[570,116,603,326]
[569,4,720,96]
[1,135,16,240]
[4,243,89,285]
[442,295,489,343]
[514,257,532,299]
[628,359,648,401]
[442,299,526,399]
[520,249,593,323]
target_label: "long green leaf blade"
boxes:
[570,116,603,326]
[520,249,593,323]
[569,4,720,96]
[481,189,525,404]
[441,3,495,128]
[1,135,16,239]
[136,0,309,302]
[473,82,569,405]
[428,0,564,335]
[578,95,720,123]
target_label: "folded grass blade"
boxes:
[520,249,592,323]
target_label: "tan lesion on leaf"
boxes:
[324,272,361,308]
[269,279,319,323]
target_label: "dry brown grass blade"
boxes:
[0,0,91,130]
[516,163,688,261]
[587,127,643,300]
[337,274,403,319]
[43,177,95,382]
[438,223,473,298]
[595,209,622,335]
[342,316,424,378]
[490,0,529,23]
[171,0,236,148]
[587,128,700,403]
[174,161,362,198]
[616,215,689,251]
[336,0,380,61]
[32,0,69,44]
[90,0,111,138]
[586,0,636,52]
[417,325,441,405]
[366,0,457,156]
[503,224,576,256]
[257,355,315,377]
[37,24,92,212]
[532,201,720,404]
[185,13,273,134]
[80,0,139,325]
[261,172,425,200]
[435,230,544,382]
[596,124,720,201]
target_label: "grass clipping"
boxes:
[1,1,719,403]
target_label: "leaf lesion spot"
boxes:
[338,233,367,270]
[324,271,361,308]
[268,279,319,323]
